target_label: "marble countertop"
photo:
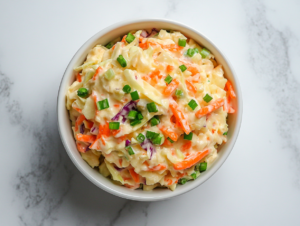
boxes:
[1,0,300,225]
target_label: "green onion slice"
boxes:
[77,88,89,98]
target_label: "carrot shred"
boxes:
[121,35,127,43]
[84,120,94,129]
[225,80,236,99]
[72,104,82,113]
[75,114,86,132]
[159,126,179,141]
[114,104,120,108]
[181,141,192,152]
[187,65,199,76]
[163,78,179,96]
[169,98,191,134]
[195,98,225,118]
[129,168,140,183]
[76,73,82,82]
[93,66,102,81]
[145,163,167,171]
[111,128,121,137]
[112,45,116,50]
[166,65,174,73]
[173,149,209,170]
[185,80,197,94]
[76,134,96,143]
[76,141,88,153]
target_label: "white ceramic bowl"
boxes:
[57,19,243,201]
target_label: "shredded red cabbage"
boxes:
[80,123,84,134]
[114,165,123,171]
[125,139,131,147]
[111,100,137,123]
[147,28,159,38]
[140,30,148,38]
[141,138,156,159]
[90,125,99,135]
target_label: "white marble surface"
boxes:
[1,0,300,225]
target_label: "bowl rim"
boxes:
[57,18,243,201]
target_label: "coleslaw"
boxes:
[66,29,236,191]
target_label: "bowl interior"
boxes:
[58,19,242,201]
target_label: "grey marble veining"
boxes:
[243,0,300,185]
[1,0,300,225]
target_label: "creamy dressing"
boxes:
[66,29,232,191]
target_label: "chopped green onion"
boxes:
[150,117,160,127]
[203,94,213,103]
[194,48,199,54]
[164,75,173,84]
[122,85,131,94]
[136,133,145,143]
[128,110,138,120]
[199,162,207,172]
[97,99,109,110]
[184,132,193,140]
[152,135,162,145]
[130,91,139,100]
[187,48,195,57]
[175,89,184,97]
[125,32,135,43]
[137,112,144,120]
[104,68,115,80]
[223,132,228,135]
[109,122,120,130]
[200,48,210,59]
[188,99,198,110]
[179,65,187,72]
[178,178,187,185]
[167,137,174,143]
[130,120,141,126]
[178,38,186,47]
[191,173,197,180]
[117,55,127,67]
[105,42,113,49]
[126,146,135,155]
[77,88,89,98]
[147,102,158,113]
[146,131,159,140]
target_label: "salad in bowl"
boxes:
[66,28,237,191]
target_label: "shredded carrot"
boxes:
[163,138,173,146]
[129,168,140,183]
[84,120,94,129]
[187,65,199,76]
[185,80,197,94]
[111,128,121,137]
[181,141,192,152]
[76,73,82,82]
[145,163,167,171]
[75,114,86,132]
[99,122,110,137]
[72,104,82,113]
[114,104,120,108]
[119,158,123,166]
[117,135,127,144]
[225,80,236,99]
[195,98,225,118]
[169,98,191,134]
[93,66,102,81]
[173,149,209,170]
[163,78,179,96]
[76,141,87,153]
[166,65,174,73]
[76,134,96,143]
[159,126,179,141]
[92,91,98,110]
[112,44,116,50]
[212,129,215,134]
[121,35,127,43]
